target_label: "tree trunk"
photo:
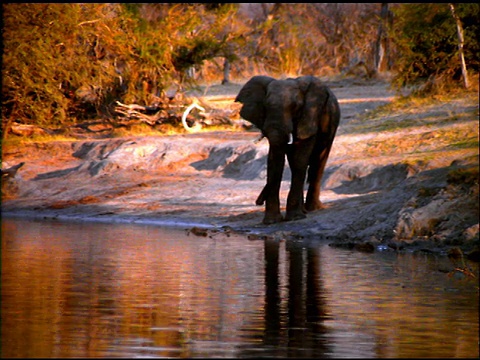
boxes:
[449,3,469,89]
[222,58,230,84]
[374,3,390,73]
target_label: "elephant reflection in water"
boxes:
[262,240,331,357]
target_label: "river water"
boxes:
[1,217,478,358]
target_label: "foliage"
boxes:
[238,3,380,76]
[390,3,480,89]
[2,3,478,139]
[3,4,130,129]
[1,3,244,137]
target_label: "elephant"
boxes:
[235,75,340,224]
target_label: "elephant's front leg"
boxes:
[285,137,315,221]
[262,133,287,224]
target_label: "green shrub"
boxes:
[391,4,479,89]
[1,3,243,137]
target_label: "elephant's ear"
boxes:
[235,76,275,129]
[297,76,329,140]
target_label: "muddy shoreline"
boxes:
[2,81,479,259]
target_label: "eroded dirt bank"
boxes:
[2,81,479,258]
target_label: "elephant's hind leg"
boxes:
[306,94,340,212]
[305,143,332,212]
[256,184,268,205]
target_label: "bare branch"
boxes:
[77,19,100,26]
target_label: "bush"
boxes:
[1,3,243,137]
[2,4,132,129]
[391,3,479,89]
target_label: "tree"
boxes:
[390,3,479,89]
[449,3,469,89]
[375,3,392,73]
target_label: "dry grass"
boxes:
[361,120,479,157]
[345,88,478,135]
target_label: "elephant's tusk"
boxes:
[288,133,293,144]
[182,102,205,132]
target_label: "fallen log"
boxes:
[114,98,239,132]
[114,101,168,126]
[182,101,205,132]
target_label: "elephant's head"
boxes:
[235,75,331,140]
[234,75,275,130]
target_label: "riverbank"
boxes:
[2,79,479,259]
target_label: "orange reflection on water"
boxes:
[1,218,479,358]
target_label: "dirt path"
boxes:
[2,80,479,258]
